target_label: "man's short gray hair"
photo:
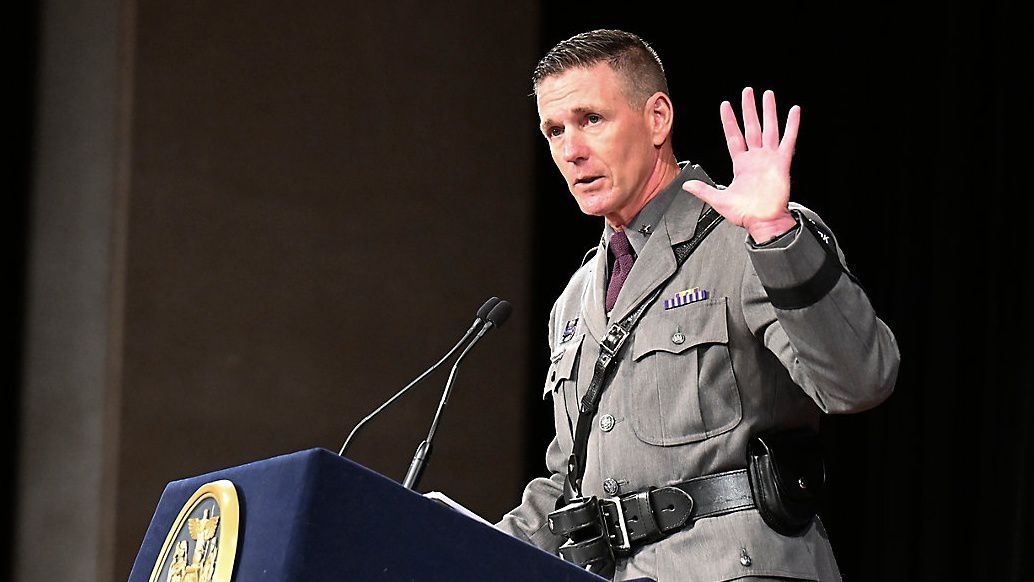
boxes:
[532,29,669,107]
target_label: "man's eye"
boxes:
[587,114,601,124]
[548,127,563,137]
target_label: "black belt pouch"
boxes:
[746,429,825,536]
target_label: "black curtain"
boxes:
[528,3,1032,580]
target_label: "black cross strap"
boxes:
[563,206,724,501]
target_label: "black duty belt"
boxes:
[551,469,755,563]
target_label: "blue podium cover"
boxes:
[129,448,605,581]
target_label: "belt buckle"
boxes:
[600,325,628,358]
[599,496,631,553]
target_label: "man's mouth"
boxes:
[574,176,604,187]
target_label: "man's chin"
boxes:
[570,192,611,217]
[573,201,608,217]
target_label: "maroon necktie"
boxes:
[605,230,635,313]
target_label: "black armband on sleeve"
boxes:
[763,247,843,309]
[761,212,846,310]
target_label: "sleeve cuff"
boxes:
[747,211,844,309]
[747,216,801,249]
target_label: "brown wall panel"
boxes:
[115,2,539,577]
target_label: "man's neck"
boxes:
[605,157,682,230]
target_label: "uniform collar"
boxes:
[583,162,711,338]
[602,161,695,255]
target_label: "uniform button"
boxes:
[599,414,616,432]
[739,548,752,567]
[672,331,686,345]
[602,478,620,496]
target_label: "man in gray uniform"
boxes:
[495,30,899,581]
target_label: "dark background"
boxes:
[533,4,1033,581]
[10,0,38,578]
[10,2,1031,581]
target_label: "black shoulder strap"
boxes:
[581,246,599,266]
[563,206,724,501]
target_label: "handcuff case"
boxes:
[746,429,825,536]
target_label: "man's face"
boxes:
[536,63,657,220]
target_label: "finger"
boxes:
[779,105,801,158]
[682,179,723,207]
[720,101,746,156]
[741,87,762,149]
[762,90,779,149]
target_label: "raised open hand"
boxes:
[682,87,800,243]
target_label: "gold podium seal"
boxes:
[149,480,240,582]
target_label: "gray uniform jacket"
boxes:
[496,163,900,582]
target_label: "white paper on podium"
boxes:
[423,491,492,526]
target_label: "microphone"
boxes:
[401,300,512,490]
[337,297,501,457]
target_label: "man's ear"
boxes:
[644,92,674,147]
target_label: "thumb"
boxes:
[681,179,722,206]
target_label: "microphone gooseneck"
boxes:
[401,300,511,490]
[338,297,500,457]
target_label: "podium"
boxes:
[129,448,604,581]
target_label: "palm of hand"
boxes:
[722,148,792,229]
[684,87,800,237]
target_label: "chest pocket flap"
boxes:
[543,334,584,399]
[632,296,729,360]
[627,296,740,446]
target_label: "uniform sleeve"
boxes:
[493,300,567,553]
[494,437,567,553]
[741,205,900,413]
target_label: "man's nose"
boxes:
[562,132,588,163]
